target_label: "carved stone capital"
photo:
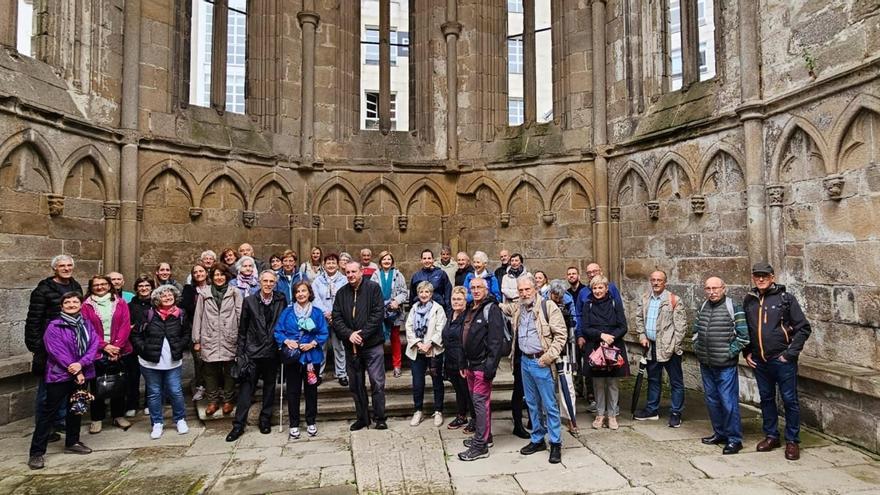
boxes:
[242,210,256,228]
[500,212,511,228]
[397,215,408,231]
[441,21,462,38]
[823,174,845,200]
[646,201,660,220]
[766,185,785,207]
[590,208,597,223]
[297,11,320,27]
[189,207,203,219]
[46,194,64,217]
[102,202,121,219]
[541,211,556,225]
[353,215,365,231]
[311,215,321,228]
[136,206,144,221]
[691,195,706,215]
[610,207,621,221]
[289,214,298,228]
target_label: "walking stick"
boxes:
[279,362,284,432]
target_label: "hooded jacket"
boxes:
[743,284,812,363]
[43,316,100,383]
[192,285,243,362]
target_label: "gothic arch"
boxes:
[403,177,450,216]
[312,176,362,216]
[611,161,651,206]
[61,145,115,201]
[249,173,294,212]
[460,175,504,208]
[697,142,746,193]
[196,168,250,209]
[137,160,197,206]
[546,169,595,209]
[360,177,404,215]
[0,129,61,193]
[652,151,696,198]
[828,94,880,173]
[502,173,546,212]
[770,116,830,182]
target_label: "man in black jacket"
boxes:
[227,271,287,441]
[332,261,387,431]
[458,277,505,461]
[25,254,83,439]
[743,262,812,461]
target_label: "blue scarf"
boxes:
[413,301,433,340]
[379,269,394,300]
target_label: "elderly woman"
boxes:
[82,275,133,434]
[193,264,244,416]
[313,253,348,386]
[338,252,352,267]
[405,281,447,427]
[275,250,302,306]
[370,251,409,378]
[231,256,260,298]
[462,251,502,302]
[127,275,155,416]
[182,265,209,401]
[442,286,475,429]
[131,285,189,439]
[275,281,330,439]
[28,292,99,470]
[577,275,629,430]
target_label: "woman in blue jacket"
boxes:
[275,281,329,439]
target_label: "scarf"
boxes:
[211,283,228,308]
[260,291,274,305]
[157,305,180,320]
[295,303,316,335]
[508,265,524,278]
[413,301,434,340]
[235,271,258,296]
[90,293,114,341]
[378,269,395,301]
[60,312,90,357]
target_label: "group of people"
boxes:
[23,243,812,470]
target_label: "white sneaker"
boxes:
[124,409,136,418]
[307,424,318,437]
[289,427,300,439]
[150,423,164,440]
[143,408,150,416]
[192,386,205,401]
[176,419,189,434]
[410,411,423,427]
[432,411,444,427]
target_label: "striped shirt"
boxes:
[644,291,665,341]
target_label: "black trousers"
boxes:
[234,357,279,429]
[512,351,526,429]
[448,371,475,418]
[285,361,318,427]
[123,353,143,411]
[91,357,126,421]
[346,344,386,424]
[30,380,81,457]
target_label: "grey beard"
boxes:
[519,297,534,309]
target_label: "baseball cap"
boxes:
[751,261,774,275]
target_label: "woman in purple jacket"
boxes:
[28,291,100,470]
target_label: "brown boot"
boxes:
[756,436,781,452]
[784,442,800,460]
[205,402,219,416]
[222,402,234,415]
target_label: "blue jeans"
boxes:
[645,346,684,416]
[140,365,186,426]
[410,354,444,412]
[35,377,67,429]
[700,364,742,444]
[521,355,562,445]
[754,358,800,443]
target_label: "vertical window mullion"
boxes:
[680,0,699,88]
[523,0,536,123]
[210,0,229,112]
[378,0,391,134]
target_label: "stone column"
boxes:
[523,0,537,123]
[737,0,767,264]
[442,0,461,162]
[298,8,320,159]
[118,0,141,281]
[592,0,610,272]
[766,185,784,272]
[0,1,17,48]
[103,202,121,272]
[609,206,621,283]
[680,0,700,89]
[379,0,391,134]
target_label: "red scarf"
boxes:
[157,306,180,320]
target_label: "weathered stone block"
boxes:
[9,387,36,421]
[806,242,880,286]
[821,401,879,453]
[675,257,750,285]
[832,287,857,324]
[803,285,833,321]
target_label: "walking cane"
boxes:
[279,362,284,433]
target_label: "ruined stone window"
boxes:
[188,0,248,114]
[15,0,34,57]
[667,0,715,91]
[359,0,410,133]
[507,0,554,126]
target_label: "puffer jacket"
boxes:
[442,309,466,372]
[635,291,687,362]
[238,291,287,360]
[275,304,330,365]
[693,296,749,368]
[25,277,83,375]
[131,308,188,364]
[404,301,447,360]
[192,285,243,362]
[743,284,812,363]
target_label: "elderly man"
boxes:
[634,270,687,427]
[359,248,379,277]
[435,246,457,286]
[693,276,749,454]
[493,249,510,281]
[575,263,623,317]
[108,272,135,303]
[501,274,568,464]
[500,253,528,302]
[454,251,474,287]
[743,262,812,461]
[458,277,506,462]
[238,243,266,272]
[410,249,452,310]
[25,254,83,441]
[332,262,387,431]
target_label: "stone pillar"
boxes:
[298,9,320,159]
[442,2,461,163]
[592,0,610,273]
[379,0,391,134]
[609,206,621,283]
[118,0,141,281]
[766,185,784,273]
[680,0,700,89]
[737,0,767,264]
[0,0,17,48]
[103,202,120,272]
[523,0,537,123]
[210,0,229,113]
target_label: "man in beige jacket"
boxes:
[634,270,687,427]
[500,274,568,464]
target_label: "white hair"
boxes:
[472,251,488,264]
[235,255,255,270]
[199,250,217,261]
[50,254,74,270]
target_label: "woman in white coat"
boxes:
[405,281,447,427]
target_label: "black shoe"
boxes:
[338,377,349,387]
[374,421,388,430]
[350,420,369,431]
[633,409,659,421]
[63,442,92,455]
[463,419,476,433]
[27,455,45,470]
[722,441,743,455]
[47,432,61,443]
[259,424,272,435]
[520,441,547,456]
[668,413,682,428]
[447,416,468,429]
[226,428,244,442]
[701,434,728,445]
[549,443,562,464]
[457,446,489,461]
[512,426,530,439]
[463,435,494,449]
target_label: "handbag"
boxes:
[231,353,255,380]
[93,356,126,398]
[588,343,625,371]
[279,345,301,366]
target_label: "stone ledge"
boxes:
[797,356,880,399]
[0,354,31,381]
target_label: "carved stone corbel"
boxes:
[500,212,511,227]
[691,195,706,215]
[102,202,121,219]
[823,174,845,200]
[353,215,365,231]
[610,207,621,221]
[136,206,144,221]
[242,210,256,228]
[46,194,64,217]
[397,215,408,231]
[766,185,784,207]
[311,215,321,228]
[189,207,203,219]
[646,201,660,220]
[541,211,556,225]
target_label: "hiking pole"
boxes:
[279,362,284,433]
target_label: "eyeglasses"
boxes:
[704,286,724,292]
[93,282,110,287]
[752,274,773,280]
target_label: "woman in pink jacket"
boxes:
[81,274,133,434]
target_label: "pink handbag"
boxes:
[588,343,625,371]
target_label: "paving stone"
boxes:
[630,419,715,442]
[764,464,880,495]
[447,449,568,478]
[352,426,453,494]
[184,429,235,456]
[689,449,833,478]
[82,422,203,451]
[515,463,629,493]
[452,474,523,495]
[211,468,321,494]
[9,471,121,494]
[320,464,356,487]
[0,448,131,476]
[648,476,791,494]
[110,473,207,495]
[807,444,878,466]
